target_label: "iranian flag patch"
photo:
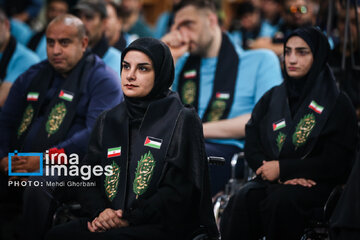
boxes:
[184,69,196,79]
[27,92,39,101]
[59,90,74,102]
[144,136,162,149]
[308,100,324,114]
[107,147,121,158]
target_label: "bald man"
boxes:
[0,14,123,239]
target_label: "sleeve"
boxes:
[5,46,40,83]
[279,94,358,183]
[254,50,283,102]
[55,68,123,157]
[0,65,40,159]
[244,90,273,172]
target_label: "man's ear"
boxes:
[82,36,89,51]
[208,11,219,28]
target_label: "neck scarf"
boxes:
[92,34,110,58]
[12,50,96,152]
[263,27,339,158]
[121,37,175,120]
[178,33,239,123]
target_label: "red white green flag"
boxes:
[216,92,230,100]
[107,147,121,158]
[27,92,39,101]
[144,136,162,149]
[308,100,324,114]
[184,69,196,79]
[59,90,74,102]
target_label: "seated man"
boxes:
[73,0,122,77]
[162,0,282,195]
[0,14,123,240]
[0,8,40,108]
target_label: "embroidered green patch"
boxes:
[133,151,155,199]
[46,102,67,137]
[276,132,286,152]
[182,80,196,105]
[17,104,34,138]
[207,99,226,122]
[104,161,120,201]
[292,113,316,149]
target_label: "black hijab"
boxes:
[284,27,331,116]
[120,38,174,120]
[261,26,339,158]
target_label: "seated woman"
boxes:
[220,26,358,240]
[45,38,218,240]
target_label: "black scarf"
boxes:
[0,36,17,82]
[12,51,96,152]
[113,32,127,52]
[91,35,110,58]
[178,33,239,123]
[121,38,175,120]
[100,37,178,207]
[27,30,46,51]
[262,27,339,159]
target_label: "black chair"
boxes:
[300,185,343,240]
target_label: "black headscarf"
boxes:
[258,26,339,159]
[120,38,175,120]
[283,26,331,116]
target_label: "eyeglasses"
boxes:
[287,5,308,14]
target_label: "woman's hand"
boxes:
[283,178,316,187]
[87,209,129,232]
[256,160,280,181]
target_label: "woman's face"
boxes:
[121,50,155,98]
[285,36,314,79]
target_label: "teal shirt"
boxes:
[173,34,283,148]
[0,41,40,83]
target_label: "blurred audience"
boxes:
[0,8,39,109]
[28,0,69,60]
[73,0,122,76]
[121,0,154,38]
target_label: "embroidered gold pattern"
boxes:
[133,151,155,199]
[104,161,120,201]
[276,132,286,152]
[46,102,67,137]
[207,100,226,122]
[182,80,196,105]
[292,113,316,149]
[17,104,34,138]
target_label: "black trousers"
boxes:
[45,218,170,240]
[220,179,334,240]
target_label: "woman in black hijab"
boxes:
[220,27,358,240]
[45,38,218,240]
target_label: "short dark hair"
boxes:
[173,0,217,14]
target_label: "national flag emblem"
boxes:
[59,90,74,102]
[272,119,286,131]
[308,101,324,114]
[144,136,162,149]
[27,92,39,101]
[216,92,230,100]
[107,147,121,158]
[184,69,196,79]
